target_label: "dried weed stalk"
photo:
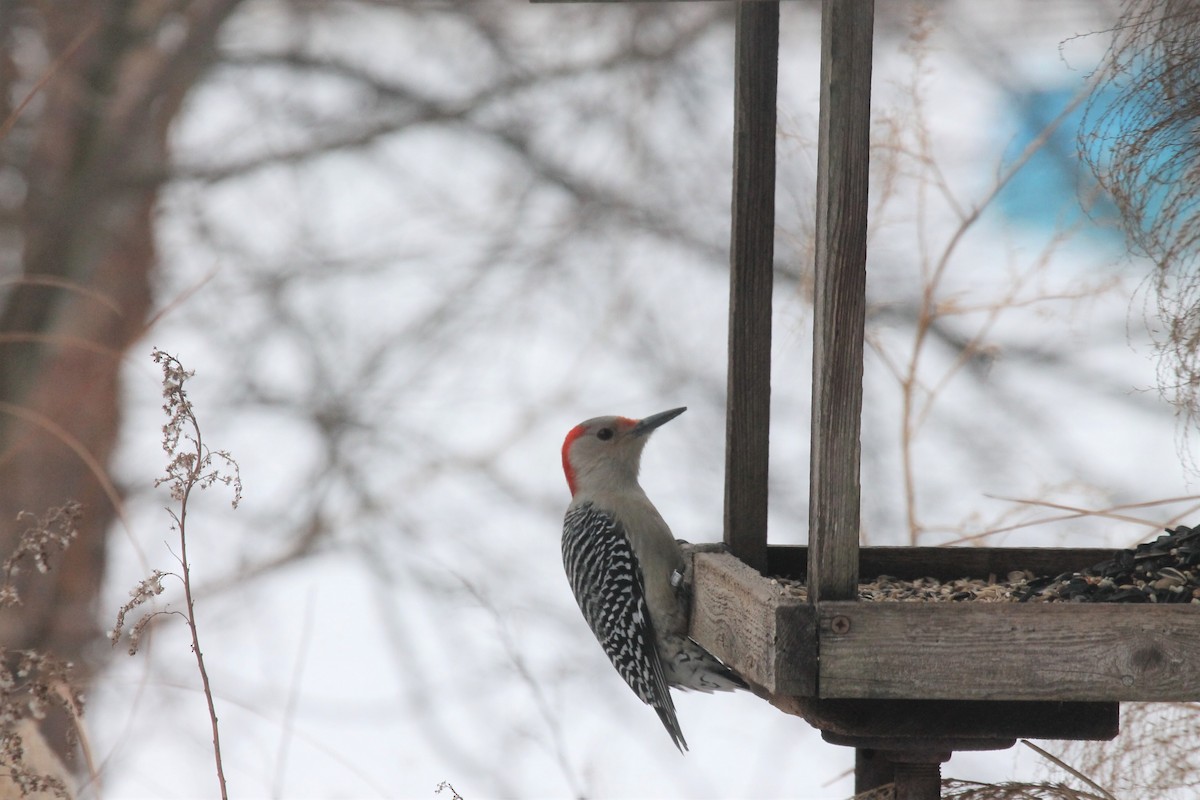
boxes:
[0,503,85,799]
[1081,1,1200,455]
[0,703,75,800]
[110,350,240,800]
[0,503,81,609]
[852,780,1111,800]
[1059,702,1200,798]
[853,778,1112,800]
[940,780,1113,800]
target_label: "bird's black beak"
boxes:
[631,407,686,437]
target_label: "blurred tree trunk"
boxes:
[0,0,241,759]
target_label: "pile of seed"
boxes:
[1019,524,1200,603]
[776,572,1036,603]
[775,525,1200,605]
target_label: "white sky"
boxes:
[76,1,1197,798]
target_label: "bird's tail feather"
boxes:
[661,635,747,693]
[655,703,689,753]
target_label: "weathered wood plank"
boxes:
[807,0,874,602]
[690,552,815,694]
[769,545,1124,582]
[723,2,779,574]
[818,602,1200,701]
[690,552,786,691]
[695,548,1200,703]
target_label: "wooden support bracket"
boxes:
[687,549,1195,742]
[693,550,1200,706]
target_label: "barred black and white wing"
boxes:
[562,501,687,752]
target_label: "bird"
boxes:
[560,407,745,752]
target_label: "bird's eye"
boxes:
[597,428,614,441]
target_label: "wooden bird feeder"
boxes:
[538,1,1200,797]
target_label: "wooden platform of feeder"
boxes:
[688,545,1200,744]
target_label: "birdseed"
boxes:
[775,525,1200,604]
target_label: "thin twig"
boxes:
[114,352,241,798]
[0,402,131,537]
[0,275,123,315]
[272,590,317,799]
[1021,739,1118,800]
[895,71,1101,544]
[451,571,584,798]
[937,492,1200,545]
[170,373,229,800]
[0,19,99,141]
[181,504,226,795]
[986,494,1176,529]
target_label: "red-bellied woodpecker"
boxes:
[561,406,745,752]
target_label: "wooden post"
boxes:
[855,749,894,796]
[894,762,941,800]
[807,0,873,602]
[724,1,779,574]
[890,752,948,800]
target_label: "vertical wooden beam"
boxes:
[807,0,874,602]
[724,2,779,574]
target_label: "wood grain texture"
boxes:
[818,601,1200,701]
[769,545,1125,582]
[694,548,1200,703]
[807,0,875,602]
[723,2,779,574]
[690,552,1131,738]
[689,552,816,694]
